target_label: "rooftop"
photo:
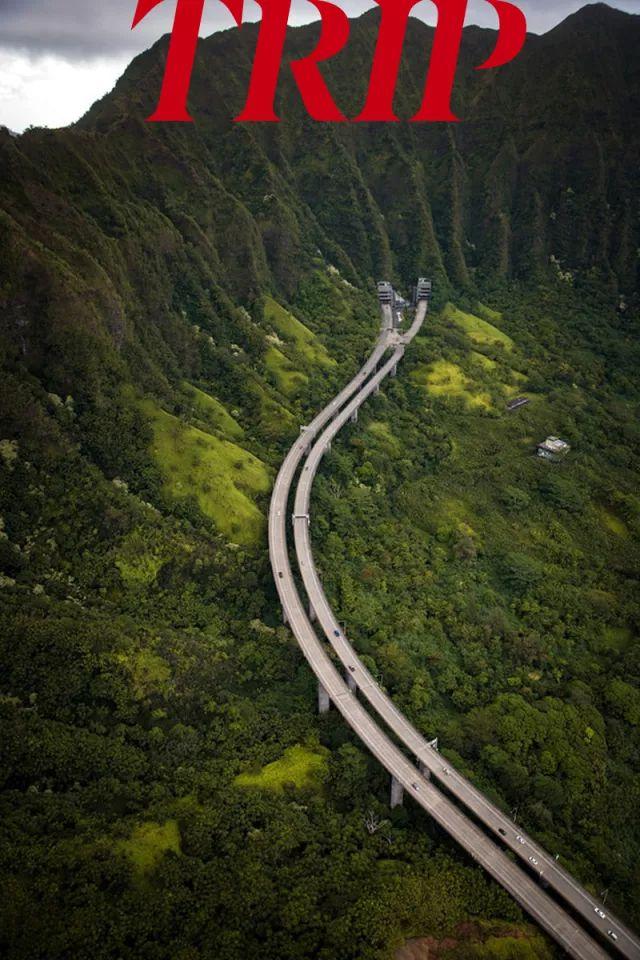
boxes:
[538,436,571,457]
[507,396,529,410]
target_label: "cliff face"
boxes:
[1,4,638,403]
[82,2,640,293]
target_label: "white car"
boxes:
[594,908,606,920]
[442,767,451,775]
[528,857,539,866]
[608,931,618,942]
[516,835,526,845]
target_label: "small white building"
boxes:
[537,436,571,461]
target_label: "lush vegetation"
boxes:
[313,283,640,929]
[140,396,272,546]
[235,744,329,793]
[0,4,639,958]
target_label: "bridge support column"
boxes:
[282,608,289,626]
[351,409,358,424]
[375,383,381,396]
[391,364,398,378]
[309,602,317,623]
[418,761,431,780]
[318,682,330,715]
[390,776,404,809]
[346,671,357,693]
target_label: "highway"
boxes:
[292,324,640,958]
[268,293,618,960]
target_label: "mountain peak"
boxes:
[552,2,638,33]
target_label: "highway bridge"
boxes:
[268,287,640,960]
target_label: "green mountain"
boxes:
[1,5,639,959]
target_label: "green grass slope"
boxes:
[181,383,245,441]
[141,399,271,546]
[235,744,329,794]
[264,296,336,369]
[265,345,309,398]
[442,303,514,352]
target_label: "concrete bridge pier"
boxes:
[351,409,359,424]
[282,608,289,626]
[318,682,330,715]
[309,602,317,623]
[418,761,431,780]
[374,383,381,396]
[391,364,398,378]
[346,671,357,693]
[390,775,404,809]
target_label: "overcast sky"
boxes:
[0,0,638,132]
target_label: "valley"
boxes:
[0,5,639,958]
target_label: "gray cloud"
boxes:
[0,0,638,60]
[0,1,371,58]
[0,0,232,58]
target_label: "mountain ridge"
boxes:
[76,1,639,297]
[1,2,637,411]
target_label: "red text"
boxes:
[132,0,527,123]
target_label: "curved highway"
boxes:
[292,326,640,959]
[268,294,615,960]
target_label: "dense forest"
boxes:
[1,4,639,959]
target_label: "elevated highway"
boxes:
[268,292,629,960]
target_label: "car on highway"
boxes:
[348,665,356,673]
[516,835,526,844]
[594,908,606,919]
[608,931,618,942]
[412,783,420,792]
[333,629,340,637]
[442,767,451,775]
[529,857,539,866]
[278,572,284,579]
